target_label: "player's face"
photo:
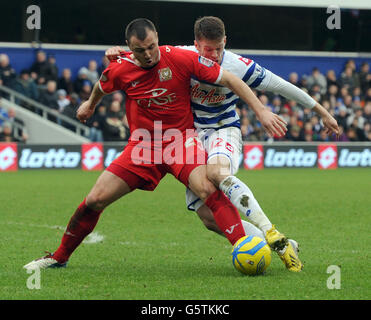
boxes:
[194,37,226,65]
[127,30,160,68]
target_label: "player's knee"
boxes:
[86,192,108,211]
[197,179,217,201]
[206,163,229,186]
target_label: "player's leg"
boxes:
[204,128,287,250]
[196,202,264,238]
[24,169,133,270]
[184,164,245,245]
[185,187,264,238]
[204,128,303,271]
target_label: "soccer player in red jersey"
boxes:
[24,18,286,270]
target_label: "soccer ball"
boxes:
[231,235,272,275]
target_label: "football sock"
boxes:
[219,176,272,235]
[205,190,245,245]
[53,199,102,263]
[241,220,264,239]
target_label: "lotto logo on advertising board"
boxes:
[243,145,263,170]
[18,146,81,169]
[81,143,103,171]
[338,147,371,167]
[318,145,337,169]
[264,147,317,168]
[0,143,18,171]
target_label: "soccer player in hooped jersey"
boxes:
[24,18,288,270]
[106,16,340,272]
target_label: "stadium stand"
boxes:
[0,45,370,143]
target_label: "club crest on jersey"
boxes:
[158,67,172,82]
[198,56,214,67]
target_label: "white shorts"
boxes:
[186,127,242,211]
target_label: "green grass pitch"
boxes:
[0,168,370,300]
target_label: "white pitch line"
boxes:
[4,221,104,244]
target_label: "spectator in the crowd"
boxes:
[335,105,349,130]
[87,104,106,142]
[7,107,28,143]
[61,92,79,131]
[363,102,371,123]
[288,72,299,87]
[338,66,358,91]
[98,55,110,75]
[0,105,9,126]
[364,87,371,103]
[38,80,59,113]
[56,89,70,113]
[0,53,16,89]
[86,60,99,84]
[30,50,49,85]
[323,84,339,109]
[102,101,129,141]
[58,68,74,95]
[44,54,59,82]
[326,69,338,87]
[240,116,255,141]
[347,107,366,130]
[78,80,92,101]
[13,69,39,101]
[74,67,91,94]
[306,67,327,95]
[359,62,371,94]
[0,121,14,142]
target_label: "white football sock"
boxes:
[241,220,264,239]
[219,176,272,235]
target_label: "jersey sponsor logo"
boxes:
[318,145,337,169]
[198,56,214,67]
[338,148,371,167]
[244,145,263,170]
[19,148,81,169]
[0,143,17,171]
[136,88,177,108]
[81,143,103,171]
[158,67,172,82]
[191,83,226,104]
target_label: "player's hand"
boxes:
[105,46,125,61]
[76,100,95,124]
[258,108,288,138]
[321,114,340,138]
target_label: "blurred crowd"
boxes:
[238,61,371,142]
[0,50,371,143]
[0,51,129,143]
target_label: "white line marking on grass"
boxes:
[83,232,104,244]
[5,221,104,244]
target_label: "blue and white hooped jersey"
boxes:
[179,45,272,130]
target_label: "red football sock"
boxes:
[205,190,246,245]
[53,199,102,263]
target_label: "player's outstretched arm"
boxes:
[219,69,287,138]
[312,102,340,137]
[261,72,339,137]
[76,82,106,123]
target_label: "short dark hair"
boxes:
[194,16,225,41]
[125,18,156,43]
